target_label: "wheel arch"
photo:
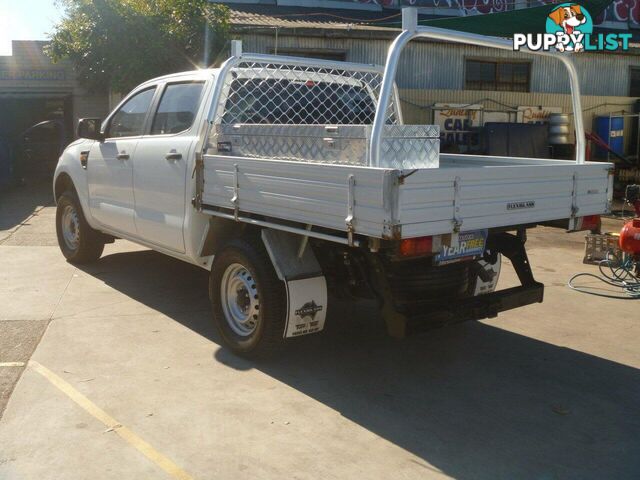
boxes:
[200,216,259,258]
[54,172,76,203]
[52,169,98,231]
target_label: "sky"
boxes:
[0,0,65,55]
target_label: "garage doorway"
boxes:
[0,93,73,186]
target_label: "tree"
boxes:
[47,0,229,93]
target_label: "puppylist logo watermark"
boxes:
[513,3,632,53]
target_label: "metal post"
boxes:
[402,7,418,31]
[370,28,414,167]
[608,113,612,162]
[636,113,640,164]
[558,55,586,164]
[230,40,242,58]
[204,23,211,67]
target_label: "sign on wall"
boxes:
[0,70,66,82]
[433,103,482,151]
[517,106,562,124]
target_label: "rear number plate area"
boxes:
[435,229,487,265]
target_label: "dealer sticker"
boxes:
[435,229,488,264]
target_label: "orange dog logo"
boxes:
[547,4,587,51]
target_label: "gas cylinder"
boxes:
[619,218,640,254]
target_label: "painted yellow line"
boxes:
[28,361,194,480]
[0,362,26,367]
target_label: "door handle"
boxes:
[165,152,182,161]
[116,152,130,160]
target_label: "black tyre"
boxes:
[209,237,287,358]
[55,190,105,264]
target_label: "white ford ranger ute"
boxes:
[53,15,612,357]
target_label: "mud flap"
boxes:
[473,254,502,296]
[261,229,328,338]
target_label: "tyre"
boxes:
[55,190,105,264]
[209,237,287,358]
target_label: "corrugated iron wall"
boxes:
[239,33,640,97]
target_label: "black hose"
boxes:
[568,256,640,299]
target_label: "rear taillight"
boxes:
[399,236,433,257]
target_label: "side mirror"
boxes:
[77,118,104,141]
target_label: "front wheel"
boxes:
[55,191,105,264]
[209,237,287,358]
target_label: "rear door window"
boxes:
[151,82,205,135]
[108,87,156,138]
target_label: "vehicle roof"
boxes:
[137,68,221,88]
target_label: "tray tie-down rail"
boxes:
[346,174,355,246]
[368,232,544,338]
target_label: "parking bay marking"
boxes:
[0,362,26,367]
[28,361,194,480]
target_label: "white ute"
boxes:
[53,9,613,357]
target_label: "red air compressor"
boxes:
[619,185,640,266]
[569,185,640,298]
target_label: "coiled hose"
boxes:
[568,256,640,299]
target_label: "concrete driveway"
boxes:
[1,184,639,480]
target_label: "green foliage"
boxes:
[46,0,229,93]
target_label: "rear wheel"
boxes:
[55,191,104,263]
[209,237,287,358]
